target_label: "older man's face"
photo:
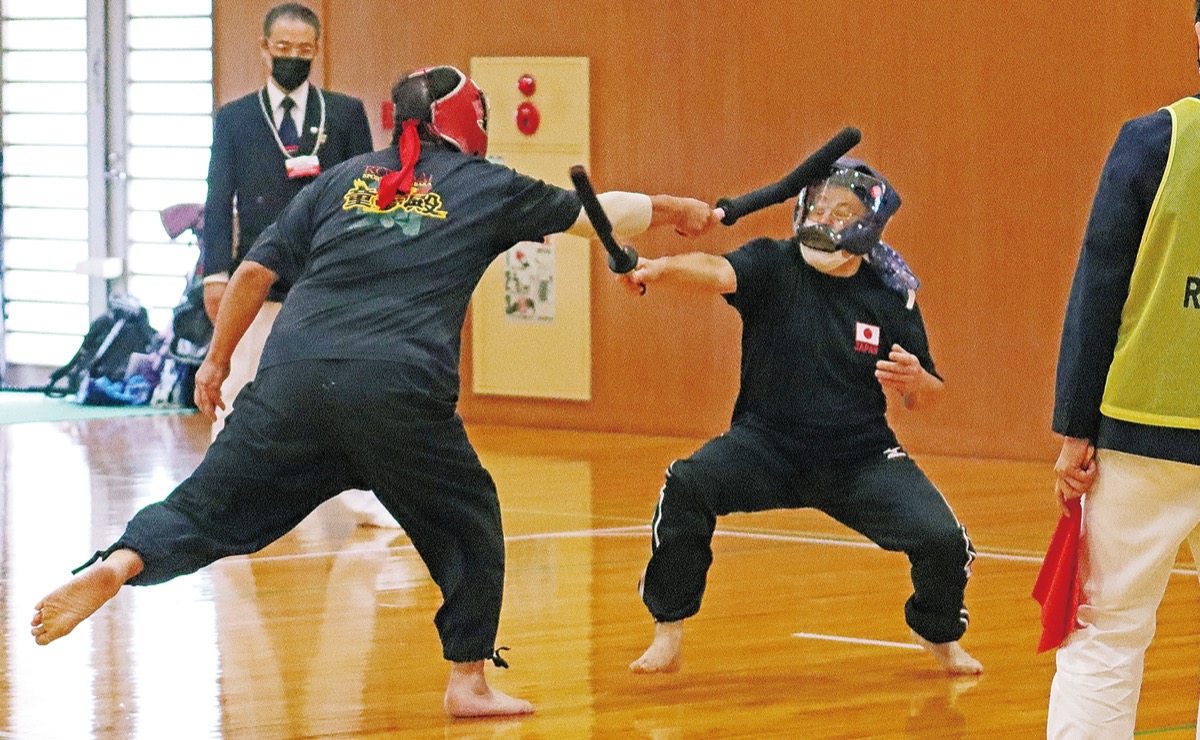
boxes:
[803,184,868,232]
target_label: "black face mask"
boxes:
[271,56,311,91]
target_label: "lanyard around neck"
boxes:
[258,86,326,159]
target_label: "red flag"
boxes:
[1031,497,1083,653]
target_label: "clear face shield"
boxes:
[793,168,889,255]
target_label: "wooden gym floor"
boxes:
[1,413,1196,738]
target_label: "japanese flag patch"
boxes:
[855,322,881,354]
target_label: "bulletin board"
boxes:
[469,57,591,400]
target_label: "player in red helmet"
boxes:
[30,66,720,718]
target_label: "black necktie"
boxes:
[278,96,300,149]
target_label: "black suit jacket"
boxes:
[204,86,374,299]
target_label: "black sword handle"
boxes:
[569,165,639,274]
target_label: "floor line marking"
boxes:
[203,525,1197,578]
[507,525,650,542]
[231,525,651,563]
[792,632,923,651]
[712,530,1198,576]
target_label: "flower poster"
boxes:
[504,239,555,323]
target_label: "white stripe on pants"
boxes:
[1047,448,1200,739]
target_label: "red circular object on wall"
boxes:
[516,101,541,136]
[517,74,537,96]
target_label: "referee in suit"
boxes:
[202,3,390,526]
[202,2,372,427]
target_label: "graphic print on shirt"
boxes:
[854,321,881,354]
[342,166,448,235]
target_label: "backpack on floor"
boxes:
[45,294,159,401]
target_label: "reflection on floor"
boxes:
[1,415,1197,738]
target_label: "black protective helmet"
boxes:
[793,158,901,256]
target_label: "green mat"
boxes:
[0,391,196,425]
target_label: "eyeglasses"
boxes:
[803,190,867,229]
[805,201,864,225]
[268,40,317,58]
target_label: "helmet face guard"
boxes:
[396,66,489,156]
[429,67,489,156]
[794,160,900,255]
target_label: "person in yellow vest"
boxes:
[1048,4,1200,735]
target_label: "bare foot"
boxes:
[630,620,683,673]
[31,549,143,645]
[911,630,983,675]
[443,660,533,718]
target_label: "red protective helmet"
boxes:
[399,66,489,157]
[378,66,490,208]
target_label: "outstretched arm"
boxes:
[875,343,943,411]
[193,260,277,419]
[646,194,721,236]
[565,192,719,239]
[618,252,737,296]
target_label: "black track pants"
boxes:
[641,419,975,644]
[111,360,506,663]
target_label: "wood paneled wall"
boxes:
[213,1,1199,460]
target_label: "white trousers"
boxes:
[211,301,397,528]
[211,300,281,437]
[1047,449,1200,739]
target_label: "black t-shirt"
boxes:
[723,237,939,458]
[245,145,581,402]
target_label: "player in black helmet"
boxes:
[30,65,719,717]
[621,159,982,677]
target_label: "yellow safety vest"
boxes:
[1100,96,1200,429]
